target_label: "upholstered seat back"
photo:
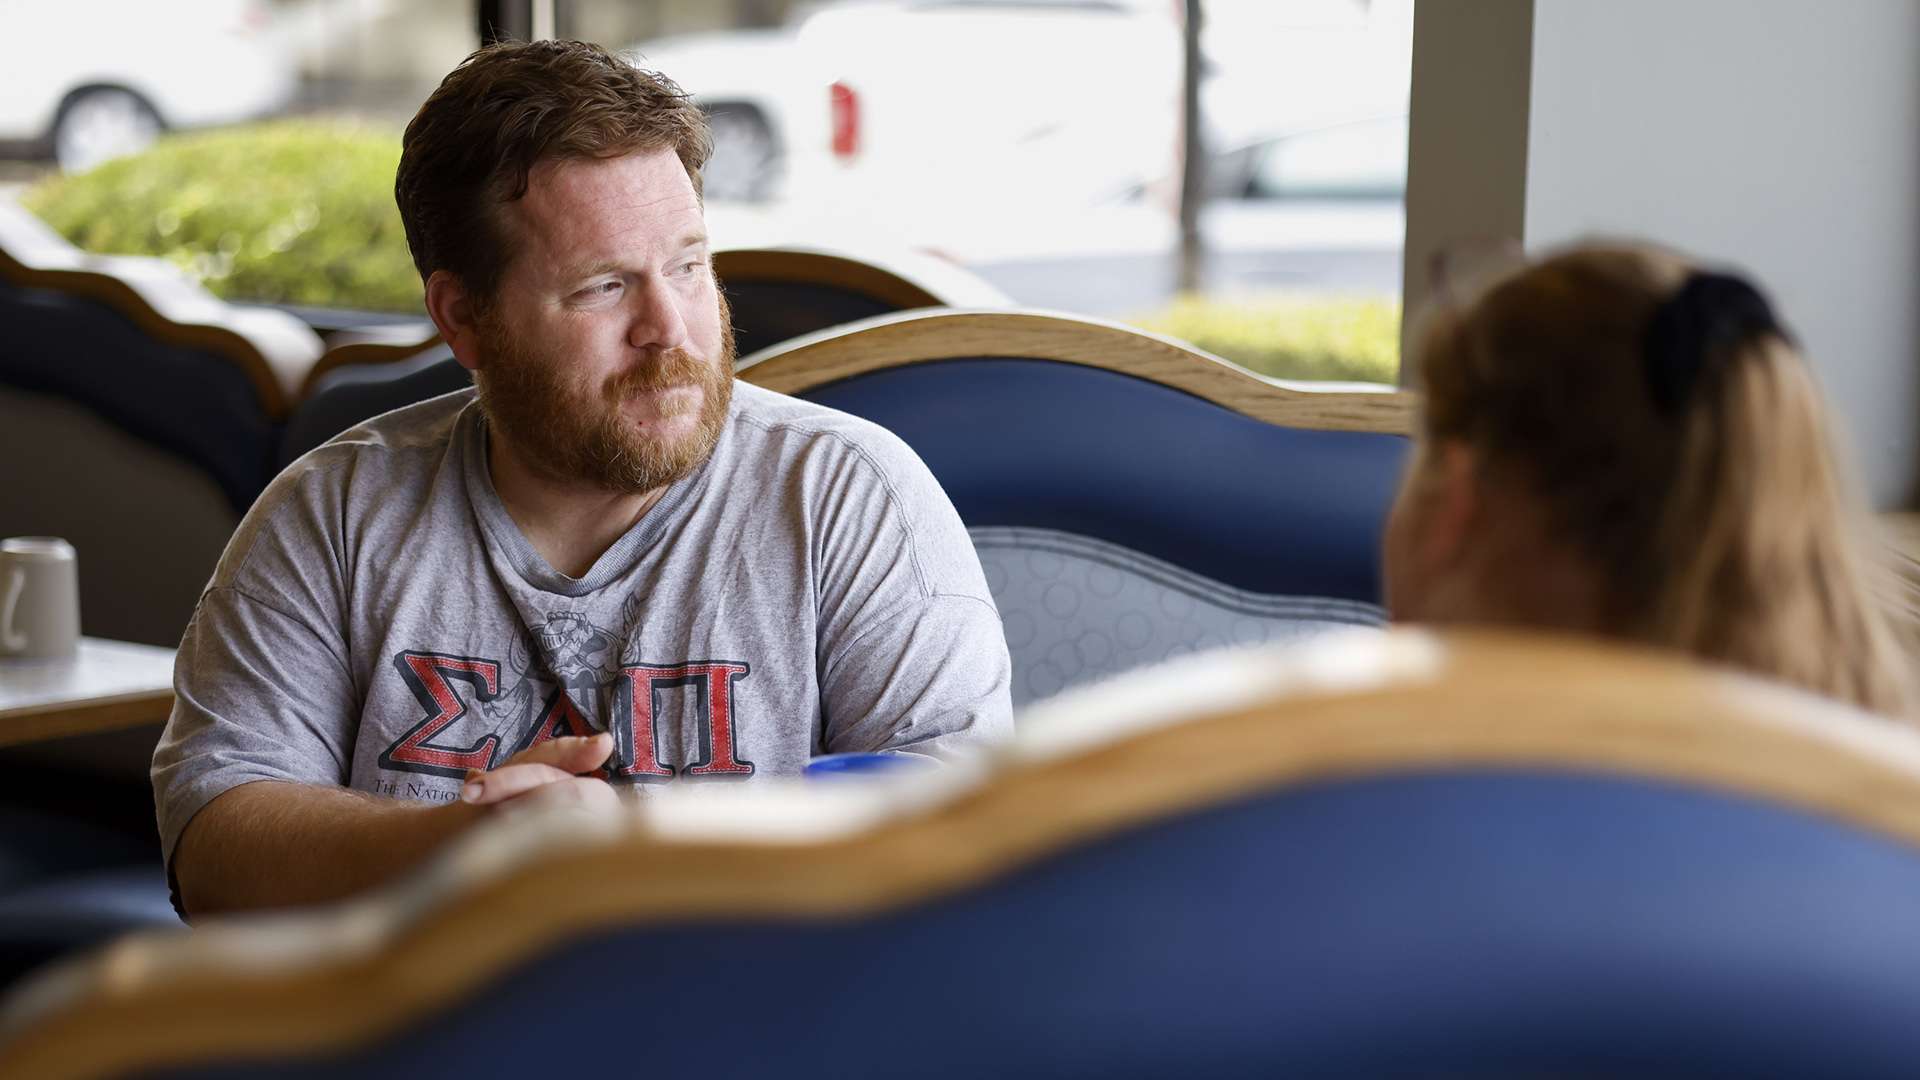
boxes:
[715,247,1001,359]
[0,277,265,647]
[94,772,1920,1080]
[797,356,1408,704]
[970,525,1381,704]
[275,346,469,471]
[723,280,905,359]
[801,357,1407,600]
[0,276,279,515]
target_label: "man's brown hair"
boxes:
[395,39,710,305]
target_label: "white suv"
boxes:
[0,0,296,173]
[627,0,1183,209]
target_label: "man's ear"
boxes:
[424,270,485,373]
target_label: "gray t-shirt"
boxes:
[152,383,1013,861]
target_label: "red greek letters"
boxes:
[380,652,503,777]
[616,661,754,778]
[380,650,755,781]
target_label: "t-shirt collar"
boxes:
[457,402,727,596]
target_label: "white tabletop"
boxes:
[0,637,177,746]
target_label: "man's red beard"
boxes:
[471,312,736,495]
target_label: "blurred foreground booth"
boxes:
[7,631,1920,1078]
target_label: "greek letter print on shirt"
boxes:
[379,605,754,781]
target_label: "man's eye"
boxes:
[673,260,702,275]
[583,281,620,296]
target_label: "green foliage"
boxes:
[22,120,422,313]
[1126,291,1401,384]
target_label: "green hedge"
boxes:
[22,120,423,313]
[1126,292,1401,384]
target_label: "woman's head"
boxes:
[1385,245,1913,716]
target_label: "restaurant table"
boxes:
[0,638,175,749]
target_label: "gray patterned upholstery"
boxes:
[970,526,1386,708]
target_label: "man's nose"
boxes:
[625,274,693,353]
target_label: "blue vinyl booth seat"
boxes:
[799,357,1405,601]
[0,806,177,987]
[13,632,1920,1080]
[276,344,469,472]
[750,314,1416,706]
[124,775,1920,1080]
[711,247,977,360]
[0,275,280,515]
[722,279,904,359]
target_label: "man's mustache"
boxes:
[604,351,716,400]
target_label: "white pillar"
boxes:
[1402,0,1920,507]
[1400,0,1535,379]
[1524,0,1920,508]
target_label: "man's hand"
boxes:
[460,733,619,811]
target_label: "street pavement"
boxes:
[706,195,1404,318]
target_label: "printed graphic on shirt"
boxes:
[613,661,754,778]
[377,604,755,781]
[529,609,617,689]
[377,652,504,778]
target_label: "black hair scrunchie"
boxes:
[1643,271,1786,415]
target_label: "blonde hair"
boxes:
[1420,245,1914,717]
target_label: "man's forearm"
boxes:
[172,780,485,919]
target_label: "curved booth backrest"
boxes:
[294,331,445,406]
[0,276,260,645]
[12,633,1920,1080]
[714,247,1008,359]
[967,525,1384,703]
[276,346,469,471]
[803,357,1406,599]
[0,275,279,516]
[0,203,320,645]
[738,308,1414,705]
[0,202,320,421]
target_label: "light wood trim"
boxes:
[734,308,1418,435]
[0,202,321,420]
[296,334,446,404]
[0,692,173,749]
[8,631,1920,1080]
[714,248,946,310]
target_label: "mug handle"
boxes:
[1,567,25,652]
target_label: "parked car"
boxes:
[0,0,296,173]
[1211,115,1409,201]
[626,0,1183,209]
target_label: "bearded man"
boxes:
[153,41,1013,917]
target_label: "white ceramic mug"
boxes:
[0,537,80,661]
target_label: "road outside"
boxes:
[706,194,1401,318]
